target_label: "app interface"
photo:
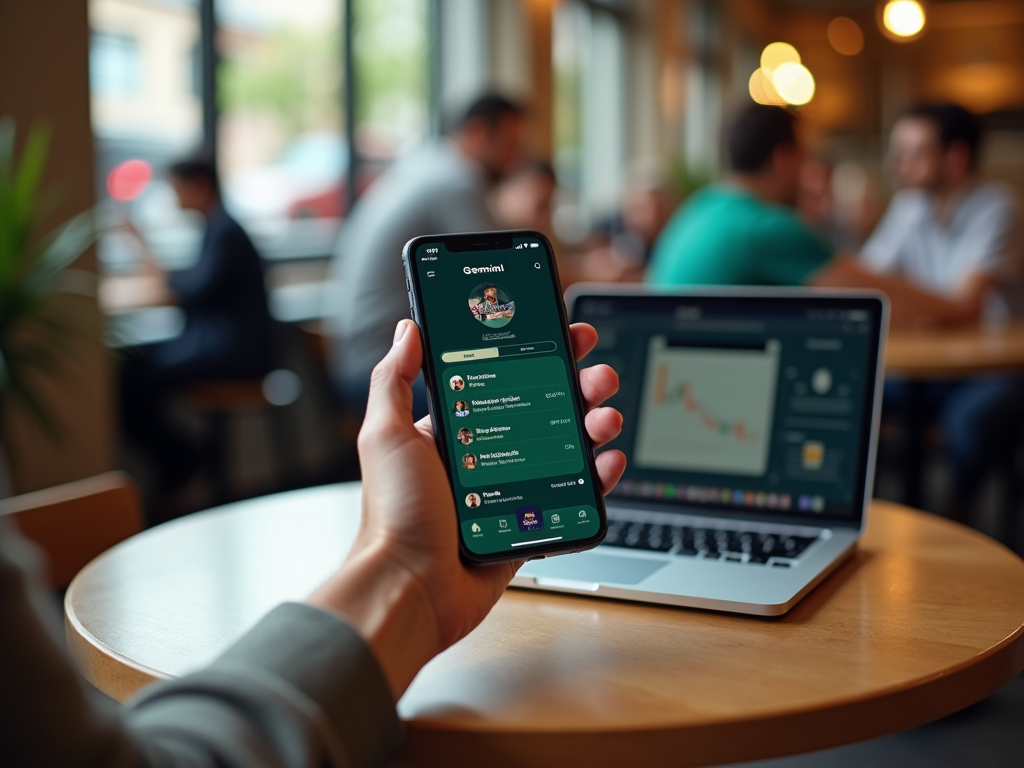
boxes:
[411,237,601,555]
[575,296,881,522]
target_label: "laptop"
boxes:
[512,287,888,615]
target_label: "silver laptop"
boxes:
[512,287,888,615]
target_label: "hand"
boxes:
[309,320,625,700]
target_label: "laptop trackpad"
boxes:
[524,552,668,586]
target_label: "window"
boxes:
[216,0,344,259]
[90,33,141,96]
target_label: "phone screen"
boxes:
[407,232,605,561]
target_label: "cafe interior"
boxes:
[2,0,1024,766]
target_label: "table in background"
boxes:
[65,483,1024,768]
[884,322,1024,514]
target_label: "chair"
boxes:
[0,471,143,589]
[183,369,301,505]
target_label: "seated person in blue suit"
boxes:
[120,153,275,497]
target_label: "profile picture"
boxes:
[449,375,465,391]
[462,453,478,471]
[469,283,515,328]
[456,427,474,445]
[453,400,470,417]
[465,493,481,509]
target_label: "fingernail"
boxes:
[393,321,408,345]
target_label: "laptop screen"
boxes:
[570,290,885,525]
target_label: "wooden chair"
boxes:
[183,370,300,505]
[0,471,143,589]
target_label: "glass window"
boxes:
[353,0,431,161]
[217,0,344,261]
[89,0,204,274]
[90,33,141,96]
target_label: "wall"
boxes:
[0,1,116,493]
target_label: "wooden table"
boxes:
[65,484,1024,768]
[886,321,1024,379]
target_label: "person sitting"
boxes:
[326,93,526,418]
[1,319,625,768]
[648,103,1000,329]
[860,103,1024,517]
[120,152,275,503]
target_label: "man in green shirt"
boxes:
[650,104,833,287]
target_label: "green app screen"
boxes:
[411,236,601,556]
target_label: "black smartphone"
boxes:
[403,230,608,565]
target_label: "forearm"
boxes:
[0,522,400,768]
[309,540,440,701]
[812,258,986,328]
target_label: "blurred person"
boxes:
[861,103,1024,517]
[648,103,996,329]
[493,158,557,235]
[2,319,627,768]
[326,94,526,417]
[798,156,863,253]
[119,152,275,498]
[580,160,677,283]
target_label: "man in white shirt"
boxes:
[862,103,1023,517]
[326,94,526,417]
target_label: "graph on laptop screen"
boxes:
[573,294,882,523]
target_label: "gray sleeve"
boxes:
[861,192,914,273]
[0,520,401,768]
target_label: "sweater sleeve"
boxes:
[0,519,402,768]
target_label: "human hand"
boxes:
[310,319,625,699]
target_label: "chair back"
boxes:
[0,471,143,588]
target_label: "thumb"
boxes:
[361,320,424,441]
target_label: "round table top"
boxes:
[66,484,1024,768]
[886,321,1024,379]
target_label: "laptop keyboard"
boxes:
[602,520,818,565]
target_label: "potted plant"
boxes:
[0,117,98,496]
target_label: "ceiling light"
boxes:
[748,68,787,106]
[772,62,816,106]
[881,0,926,40]
[760,42,800,78]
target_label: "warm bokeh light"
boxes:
[748,68,787,106]
[827,17,865,56]
[106,159,153,202]
[772,62,816,106]
[882,0,925,39]
[760,42,801,77]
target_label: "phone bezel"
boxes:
[403,230,608,565]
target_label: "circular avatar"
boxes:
[453,400,470,417]
[462,453,478,471]
[456,427,474,446]
[449,374,465,391]
[469,283,516,328]
[465,492,482,509]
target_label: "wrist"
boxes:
[308,543,439,701]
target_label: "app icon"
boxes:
[551,513,561,524]
[802,441,825,470]
[578,509,587,518]
[499,519,508,529]
[471,523,481,533]
[516,506,544,532]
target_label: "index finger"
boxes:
[569,323,598,362]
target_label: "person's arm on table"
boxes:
[0,320,625,768]
[811,257,994,328]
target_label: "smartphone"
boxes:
[403,230,608,565]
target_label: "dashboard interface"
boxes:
[409,235,603,556]
[573,293,883,523]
